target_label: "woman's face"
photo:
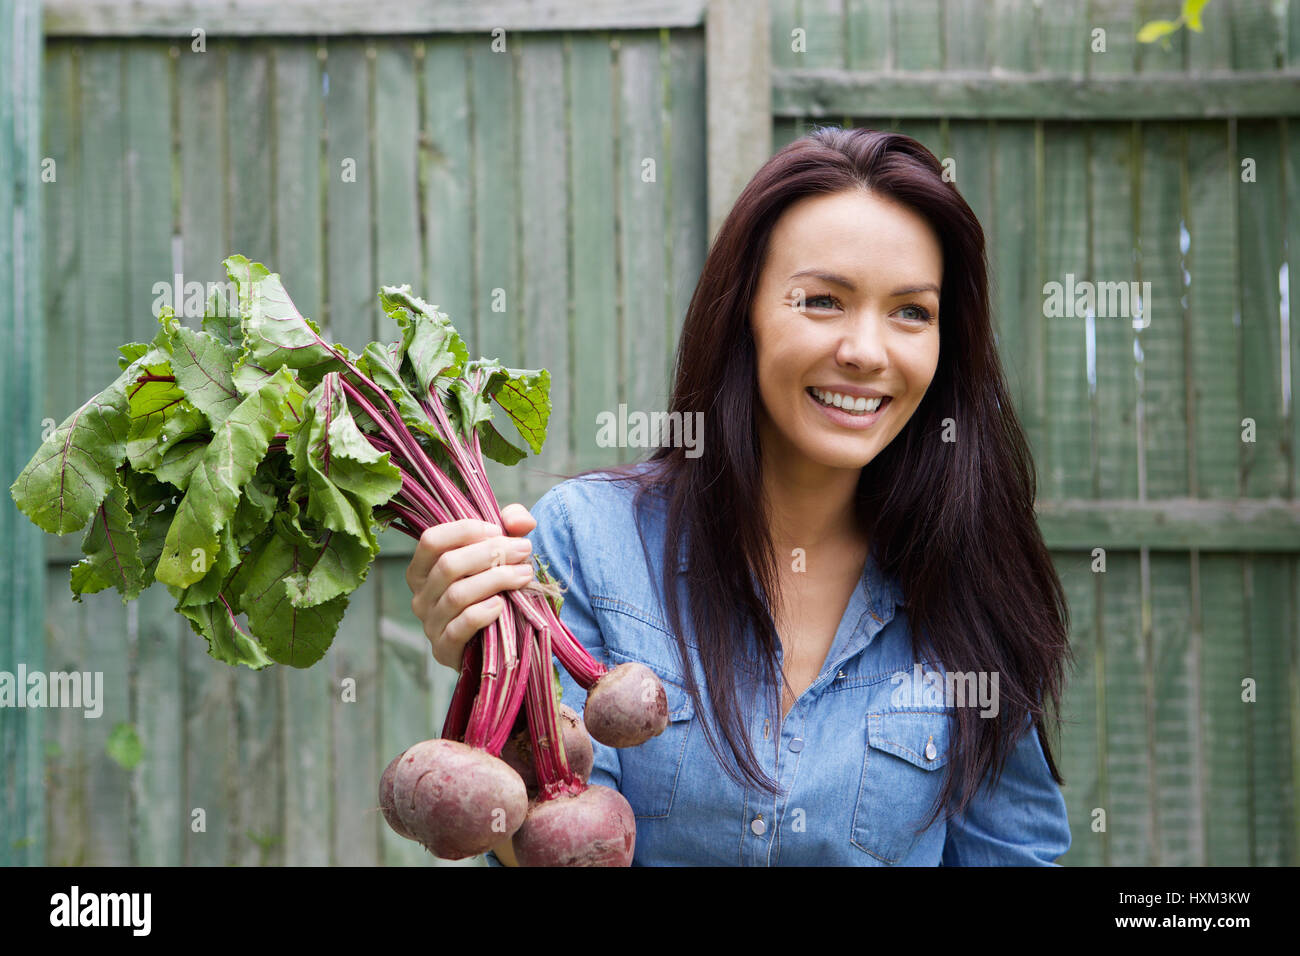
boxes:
[751,188,943,475]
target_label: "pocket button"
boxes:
[789,736,804,753]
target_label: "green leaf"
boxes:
[293,373,402,544]
[168,325,242,429]
[156,366,306,589]
[1137,19,1181,42]
[105,723,144,770]
[10,356,138,534]
[445,359,551,460]
[235,514,351,667]
[1182,0,1209,32]
[123,349,211,475]
[176,597,273,670]
[117,342,151,370]
[69,468,147,601]
[226,254,342,388]
[201,284,243,348]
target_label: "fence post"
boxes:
[705,0,771,243]
[0,0,45,867]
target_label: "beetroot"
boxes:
[379,751,417,841]
[583,662,669,748]
[501,704,594,792]
[511,785,636,867]
[392,738,528,859]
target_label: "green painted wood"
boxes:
[1088,0,1139,77]
[272,40,333,867]
[1237,120,1287,500]
[771,0,803,71]
[1040,122,1090,501]
[1138,123,1190,497]
[1248,556,1295,863]
[619,31,670,467]
[569,33,620,471]
[38,43,83,869]
[43,0,711,35]
[988,122,1044,462]
[1089,122,1138,502]
[1150,553,1198,864]
[77,43,135,867]
[1201,553,1252,863]
[1186,123,1239,498]
[123,41,183,867]
[1100,551,1152,864]
[175,42,238,866]
[469,32,523,507]
[892,0,941,72]
[518,32,573,499]
[1,0,45,868]
[666,28,707,415]
[844,0,889,70]
[322,39,382,867]
[943,0,986,70]
[421,37,474,342]
[988,0,1037,71]
[771,71,1300,120]
[1055,550,1104,865]
[796,0,847,68]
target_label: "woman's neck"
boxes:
[760,454,863,555]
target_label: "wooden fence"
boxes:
[2,0,1298,866]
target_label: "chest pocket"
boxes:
[851,710,953,864]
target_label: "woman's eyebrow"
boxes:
[787,269,940,298]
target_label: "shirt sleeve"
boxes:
[525,482,623,794]
[940,714,1072,866]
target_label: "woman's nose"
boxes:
[834,312,888,370]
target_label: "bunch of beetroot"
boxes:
[9,253,669,867]
[380,626,669,866]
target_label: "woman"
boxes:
[406,127,1073,866]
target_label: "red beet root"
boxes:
[501,704,595,792]
[392,738,528,859]
[583,662,668,748]
[511,785,636,867]
[379,751,417,841]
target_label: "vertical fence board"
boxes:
[519,34,572,497]
[569,33,619,471]
[618,31,669,463]
[1250,556,1296,863]
[1056,550,1104,865]
[470,34,523,505]
[666,28,707,378]
[1201,553,1252,863]
[421,37,473,335]
[892,0,941,71]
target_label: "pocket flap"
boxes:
[867,711,951,770]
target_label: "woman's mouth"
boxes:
[806,387,891,427]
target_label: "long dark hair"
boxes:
[572,126,1071,829]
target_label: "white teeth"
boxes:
[811,388,885,415]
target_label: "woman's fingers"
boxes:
[499,503,537,538]
[406,518,498,594]
[435,595,507,670]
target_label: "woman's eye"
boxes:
[803,294,837,310]
[898,304,934,322]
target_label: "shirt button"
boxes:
[788,736,804,753]
[925,737,937,761]
[750,816,766,835]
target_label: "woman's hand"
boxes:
[406,504,538,670]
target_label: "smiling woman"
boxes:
[408,126,1074,866]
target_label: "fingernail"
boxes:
[510,539,532,557]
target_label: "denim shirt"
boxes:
[485,468,1071,866]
